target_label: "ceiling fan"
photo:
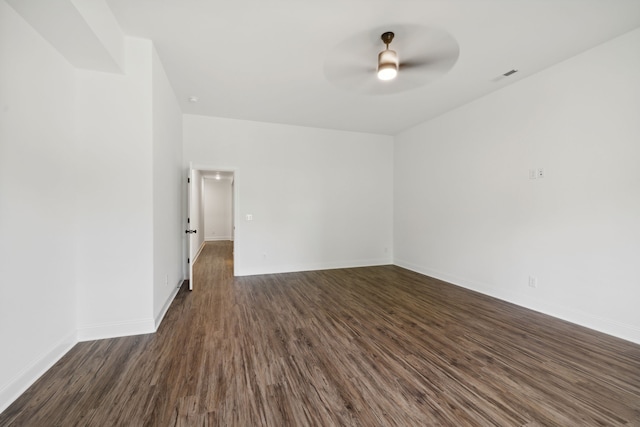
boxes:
[324,25,460,95]
[377,31,399,81]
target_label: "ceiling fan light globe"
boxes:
[377,66,397,81]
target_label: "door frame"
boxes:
[187,162,239,282]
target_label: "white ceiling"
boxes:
[106,0,640,135]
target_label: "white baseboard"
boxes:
[77,318,156,342]
[192,240,206,265]
[205,236,232,241]
[235,257,392,277]
[155,280,183,329]
[0,331,77,414]
[394,259,640,345]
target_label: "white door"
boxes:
[186,168,197,290]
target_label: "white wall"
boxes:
[0,2,78,411]
[203,178,233,240]
[0,2,184,412]
[75,36,155,340]
[184,116,394,276]
[394,29,640,344]
[152,46,183,325]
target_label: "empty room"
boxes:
[1,0,639,425]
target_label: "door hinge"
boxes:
[187,177,190,183]
[187,258,190,264]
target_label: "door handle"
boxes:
[185,229,197,234]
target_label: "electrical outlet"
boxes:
[537,168,545,178]
[528,276,538,288]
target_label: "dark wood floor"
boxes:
[2,241,639,426]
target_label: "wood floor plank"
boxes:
[1,240,639,426]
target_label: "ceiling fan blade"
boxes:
[400,55,457,71]
[325,65,378,93]
[399,60,430,70]
[324,58,375,91]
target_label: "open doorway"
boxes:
[186,165,237,289]
[203,173,234,242]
